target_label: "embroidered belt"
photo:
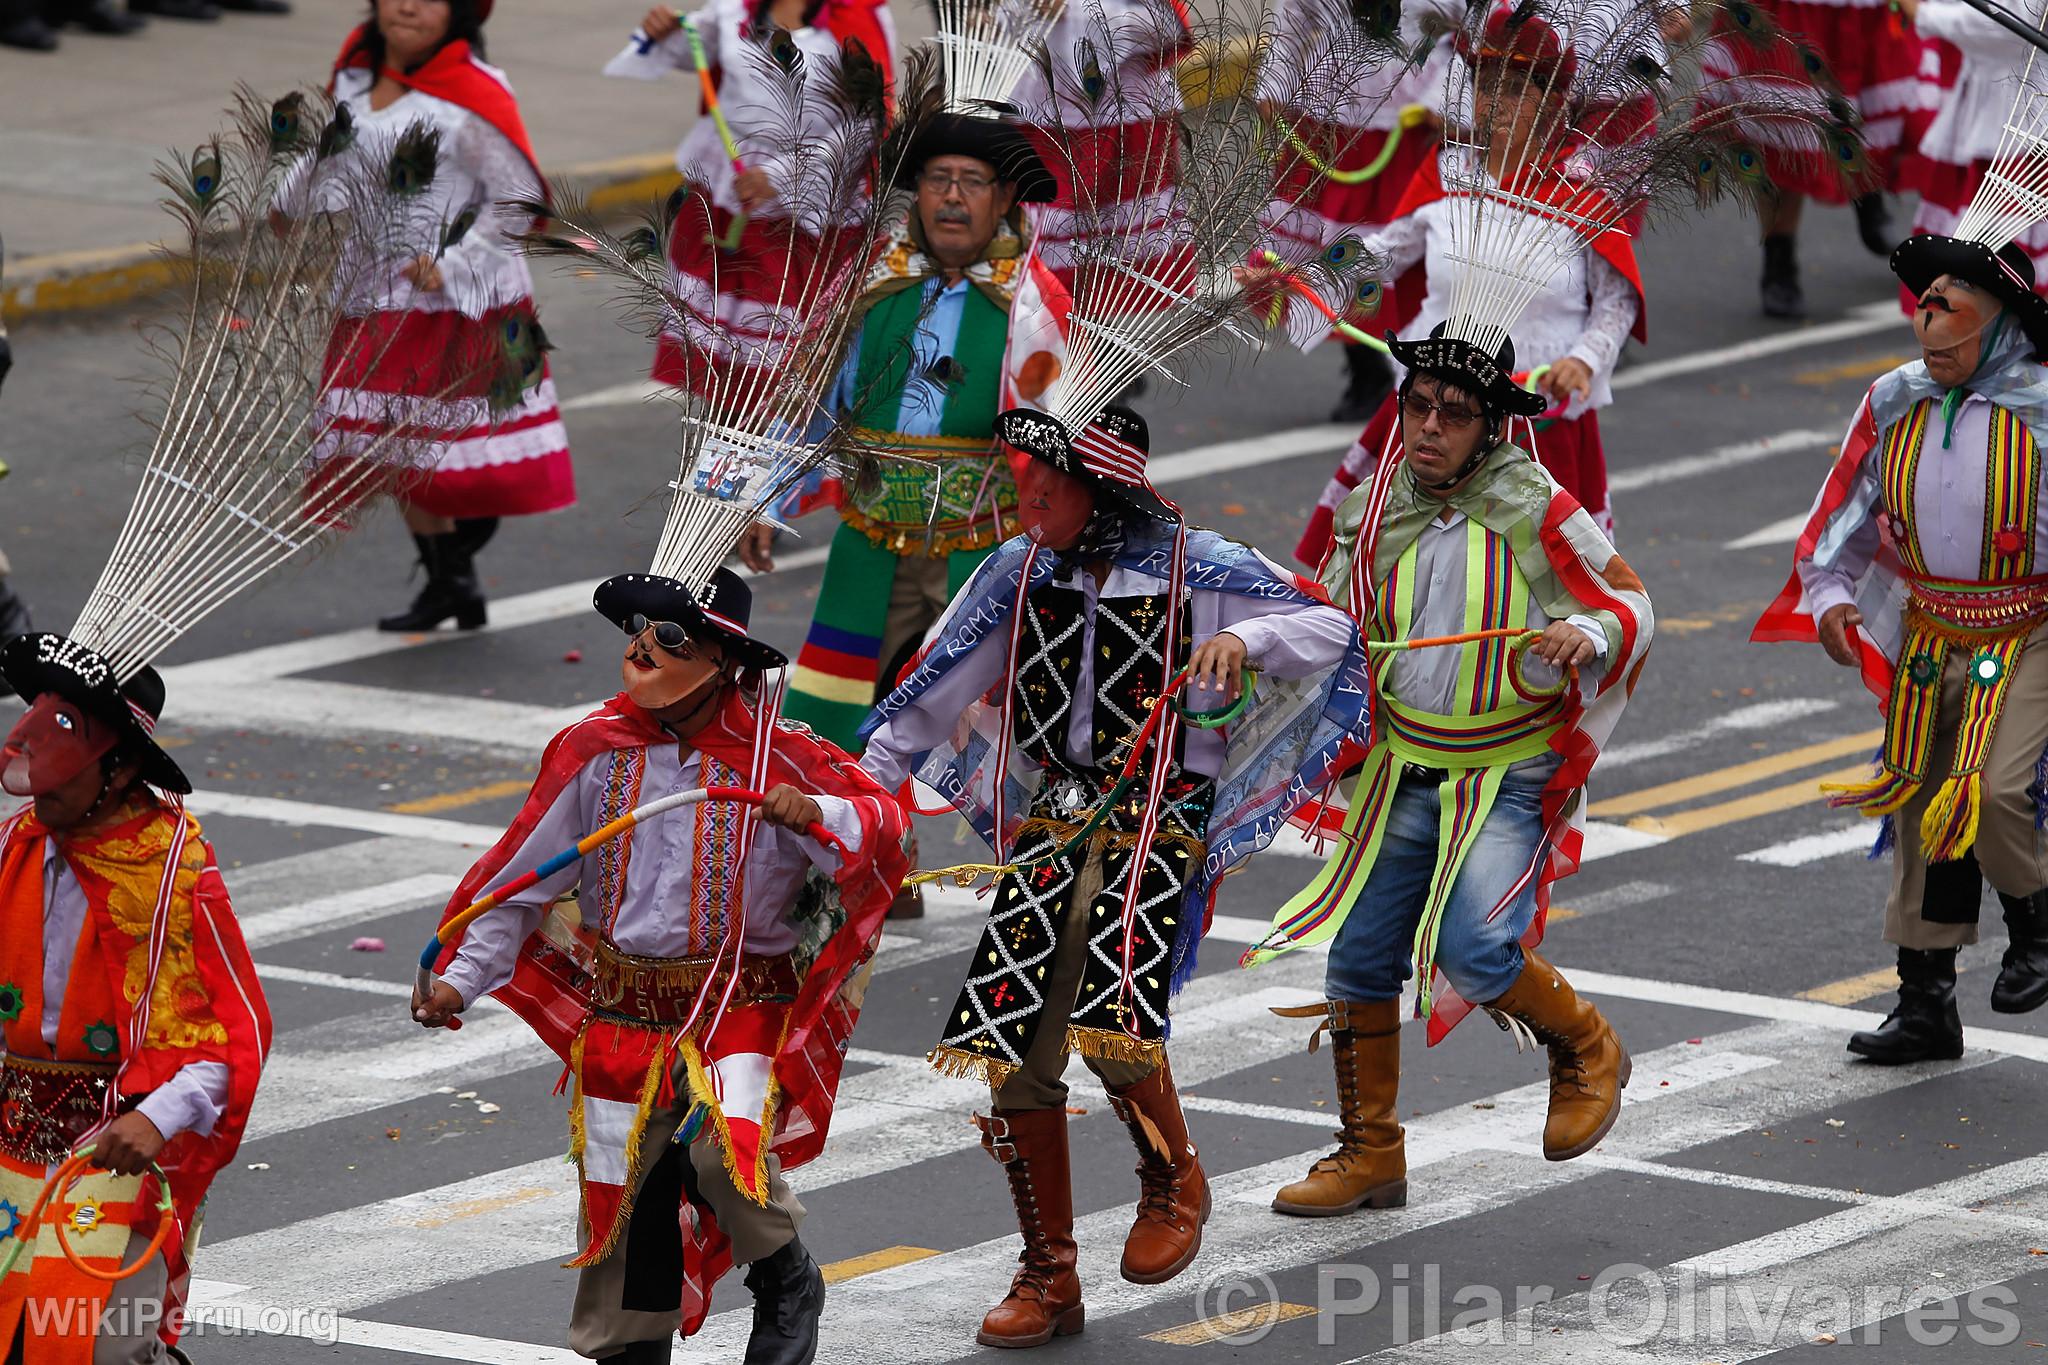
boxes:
[1381,694,1566,768]
[590,939,801,1027]
[0,1054,117,1166]
[843,429,1016,557]
[1904,575,2048,643]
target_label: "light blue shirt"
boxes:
[824,274,976,436]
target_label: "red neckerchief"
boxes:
[331,28,549,205]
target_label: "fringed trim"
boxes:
[1064,1025,1166,1071]
[1822,766,1920,817]
[676,1019,790,1209]
[561,1035,668,1270]
[1919,771,1984,864]
[926,1044,1018,1090]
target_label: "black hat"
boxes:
[895,112,1058,204]
[0,634,191,795]
[1890,234,2048,358]
[1386,322,1548,420]
[995,404,1180,524]
[592,565,788,671]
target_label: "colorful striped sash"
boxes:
[842,429,1016,556]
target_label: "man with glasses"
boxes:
[1755,226,2048,1063]
[1253,319,1654,1217]
[413,565,909,1364]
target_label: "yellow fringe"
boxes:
[677,1017,791,1209]
[1820,768,1920,818]
[1065,1025,1167,1071]
[562,1027,669,1270]
[926,1044,1018,1090]
[1919,771,1984,864]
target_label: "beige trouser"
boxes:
[874,552,954,704]
[1885,628,2048,949]
[567,1067,806,1358]
[990,843,1157,1112]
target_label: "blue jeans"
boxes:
[1324,768,1550,1005]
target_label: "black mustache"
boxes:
[1918,292,1956,314]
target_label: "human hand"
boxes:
[734,168,777,212]
[1817,603,1864,668]
[91,1112,166,1177]
[1543,357,1593,405]
[411,978,467,1029]
[1186,631,1249,703]
[401,253,445,293]
[1524,620,1597,670]
[739,522,777,573]
[643,7,682,41]
[759,783,824,833]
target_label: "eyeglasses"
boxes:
[1401,389,1484,431]
[629,614,707,660]
[918,170,996,197]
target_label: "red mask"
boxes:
[2,693,119,798]
[1017,458,1095,550]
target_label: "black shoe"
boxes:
[1992,889,2048,1014]
[69,0,145,32]
[1852,192,1895,258]
[0,10,59,47]
[377,532,486,632]
[598,1342,670,1365]
[1760,234,1804,320]
[452,515,500,556]
[1329,342,1393,424]
[128,0,219,18]
[216,0,289,10]
[1847,947,1965,1064]
[742,1237,824,1365]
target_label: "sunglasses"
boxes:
[1401,389,1484,431]
[628,614,713,661]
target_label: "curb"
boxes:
[0,151,683,325]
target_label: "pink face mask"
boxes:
[1914,275,2003,355]
[1,694,119,798]
[620,629,725,713]
[1017,458,1096,550]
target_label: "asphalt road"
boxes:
[2,191,2045,1364]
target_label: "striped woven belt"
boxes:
[1905,574,2048,643]
[1382,693,1566,768]
[843,429,1017,557]
[590,939,801,1027]
[0,1054,117,1166]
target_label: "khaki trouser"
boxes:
[1885,628,2048,949]
[566,1067,806,1358]
[990,843,1158,1112]
[874,551,954,704]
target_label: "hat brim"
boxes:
[895,114,1058,204]
[994,410,1180,524]
[0,635,191,795]
[1891,234,2048,358]
[1385,334,1548,419]
[592,574,788,671]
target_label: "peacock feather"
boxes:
[386,124,441,196]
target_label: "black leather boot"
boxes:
[1,0,59,48]
[742,1236,824,1365]
[453,515,500,556]
[377,532,486,632]
[1760,234,1804,320]
[127,0,220,19]
[1330,343,1393,424]
[1992,889,2048,1014]
[1847,947,1964,1064]
[598,1341,671,1365]
[1852,192,1895,257]
[68,0,146,32]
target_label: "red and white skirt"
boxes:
[310,300,574,520]
[1022,117,1197,308]
[1899,154,2048,313]
[1746,0,1926,199]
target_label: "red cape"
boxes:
[331,29,548,203]
[1390,154,1649,345]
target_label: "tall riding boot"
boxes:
[975,1109,1083,1349]
[1330,343,1393,424]
[1760,234,1805,320]
[378,531,486,632]
[1847,946,1964,1062]
[453,515,500,556]
[1485,950,1631,1161]
[1104,1058,1209,1284]
[1852,192,1895,257]
[1993,890,2048,1014]
[741,1235,825,1365]
[1270,998,1407,1215]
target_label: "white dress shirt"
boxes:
[440,744,868,1008]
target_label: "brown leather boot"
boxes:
[1485,950,1631,1161]
[1270,998,1407,1215]
[1104,1059,1209,1285]
[975,1108,1084,1348]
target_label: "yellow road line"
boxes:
[410,1187,553,1230]
[1624,765,1873,839]
[1799,965,1908,1006]
[1592,730,1881,818]
[820,1246,939,1285]
[1144,1301,1318,1345]
[1796,353,1912,386]
[390,778,534,815]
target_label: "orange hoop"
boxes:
[0,1145,177,1283]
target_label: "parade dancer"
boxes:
[860,402,1369,1346]
[1753,48,2048,1062]
[0,87,478,1359]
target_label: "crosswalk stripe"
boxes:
[1606,431,1836,494]
[1724,510,1810,551]
[191,790,504,845]
[1590,731,1880,818]
[1608,300,1897,391]
[237,873,452,950]
[1737,823,1874,867]
[1597,699,1839,771]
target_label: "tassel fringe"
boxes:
[926,1044,1018,1090]
[1919,771,1984,863]
[1065,1025,1167,1071]
[1823,766,1920,817]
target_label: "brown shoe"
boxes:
[1104,1059,1209,1285]
[1485,950,1631,1161]
[1270,998,1408,1215]
[974,1109,1085,1348]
